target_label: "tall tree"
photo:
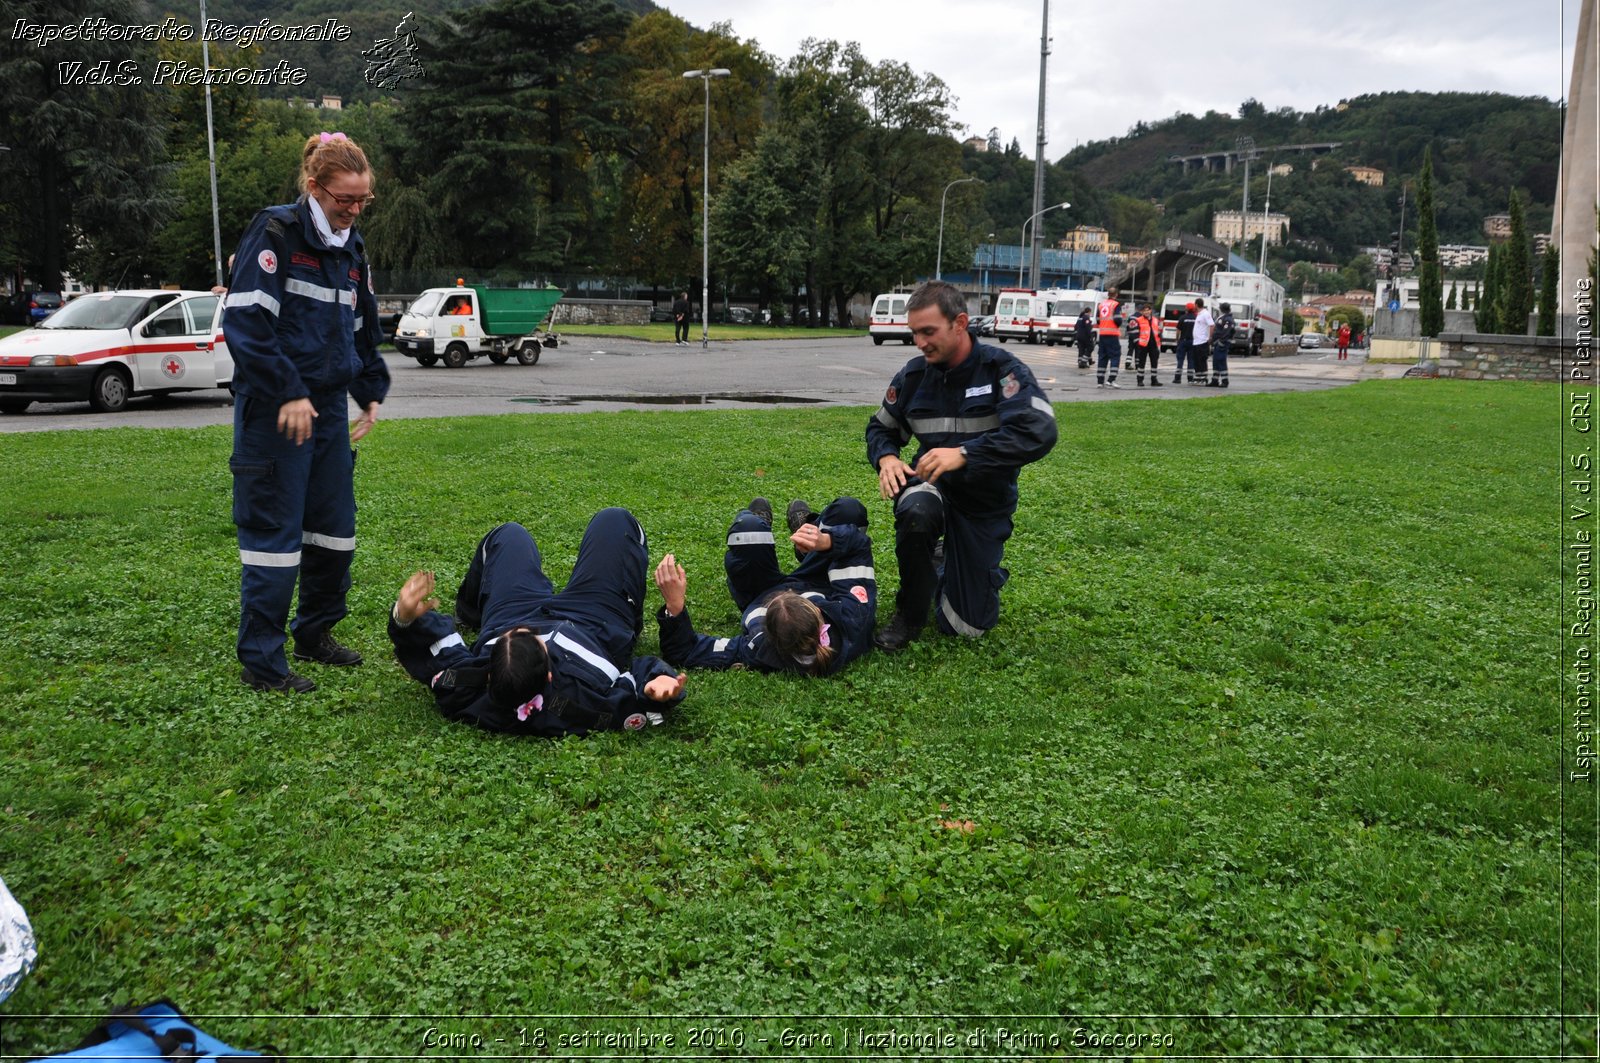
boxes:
[612,14,768,287]
[396,0,632,272]
[1475,242,1501,333]
[1415,146,1444,336]
[1497,189,1534,335]
[0,0,175,287]
[1537,247,1558,336]
[711,126,817,314]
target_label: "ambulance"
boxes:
[993,288,1051,344]
[0,289,230,414]
[868,291,913,346]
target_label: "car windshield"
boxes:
[38,293,159,330]
[409,292,444,316]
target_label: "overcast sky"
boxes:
[663,0,1584,153]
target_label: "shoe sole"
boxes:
[292,649,363,666]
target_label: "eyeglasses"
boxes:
[314,181,375,208]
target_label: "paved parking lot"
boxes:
[0,336,1398,433]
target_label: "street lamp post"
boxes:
[1017,201,1070,288]
[683,67,731,348]
[200,0,224,288]
[982,231,995,303]
[935,176,980,281]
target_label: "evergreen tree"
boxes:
[1497,189,1534,335]
[1415,146,1444,336]
[1537,247,1558,336]
[1475,243,1500,333]
[1446,284,1456,310]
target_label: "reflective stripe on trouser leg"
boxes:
[292,395,357,639]
[1096,337,1120,383]
[476,522,556,642]
[932,504,1012,638]
[892,480,944,625]
[1212,343,1229,383]
[724,508,783,612]
[551,507,649,666]
[233,394,311,680]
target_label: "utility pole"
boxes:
[1027,0,1050,289]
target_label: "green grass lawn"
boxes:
[556,322,868,342]
[0,381,1588,1057]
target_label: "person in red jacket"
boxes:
[1337,322,1352,360]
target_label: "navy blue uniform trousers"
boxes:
[232,391,355,680]
[454,508,646,668]
[724,497,869,610]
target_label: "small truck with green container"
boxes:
[392,283,563,368]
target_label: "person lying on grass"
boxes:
[653,496,876,676]
[390,508,686,736]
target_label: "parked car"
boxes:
[649,305,675,323]
[724,305,754,325]
[7,290,62,325]
[967,314,996,337]
[0,289,230,413]
[1298,332,1325,349]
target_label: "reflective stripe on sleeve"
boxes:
[239,549,300,567]
[225,290,281,316]
[354,316,364,332]
[1030,396,1057,418]
[828,565,875,583]
[284,278,344,304]
[875,406,911,444]
[727,531,775,546]
[712,638,731,653]
[907,414,1001,435]
[430,632,465,656]
[303,531,356,551]
[547,631,623,684]
[744,606,768,625]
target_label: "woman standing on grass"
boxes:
[223,132,390,694]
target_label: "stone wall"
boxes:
[1431,333,1566,381]
[550,299,652,326]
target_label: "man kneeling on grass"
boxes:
[389,508,686,737]
[653,496,876,676]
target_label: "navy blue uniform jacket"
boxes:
[389,609,683,737]
[866,341,1058,517]
[223,197,390,407]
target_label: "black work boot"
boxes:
[786,498,818,533]
[241,667,316,693]
[873,612,924,653]
[293,629,363,667]
[748,497,773,527]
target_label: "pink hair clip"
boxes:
[318,131,348,144]
[515,693,544,721]
[818,623,831,649]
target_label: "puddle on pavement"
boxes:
[513,393,827,406]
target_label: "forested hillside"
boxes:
[1055,92,1561,256]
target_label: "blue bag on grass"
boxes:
[40,1000,273,1061]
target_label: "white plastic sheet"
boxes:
[0,876,37,1003]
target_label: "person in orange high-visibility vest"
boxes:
[1095,287,1124,388]
[1133,304,1164,387]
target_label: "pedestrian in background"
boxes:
[1173,301,1196,384]
[1190,297,1213,385]
[672,291,690,345]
